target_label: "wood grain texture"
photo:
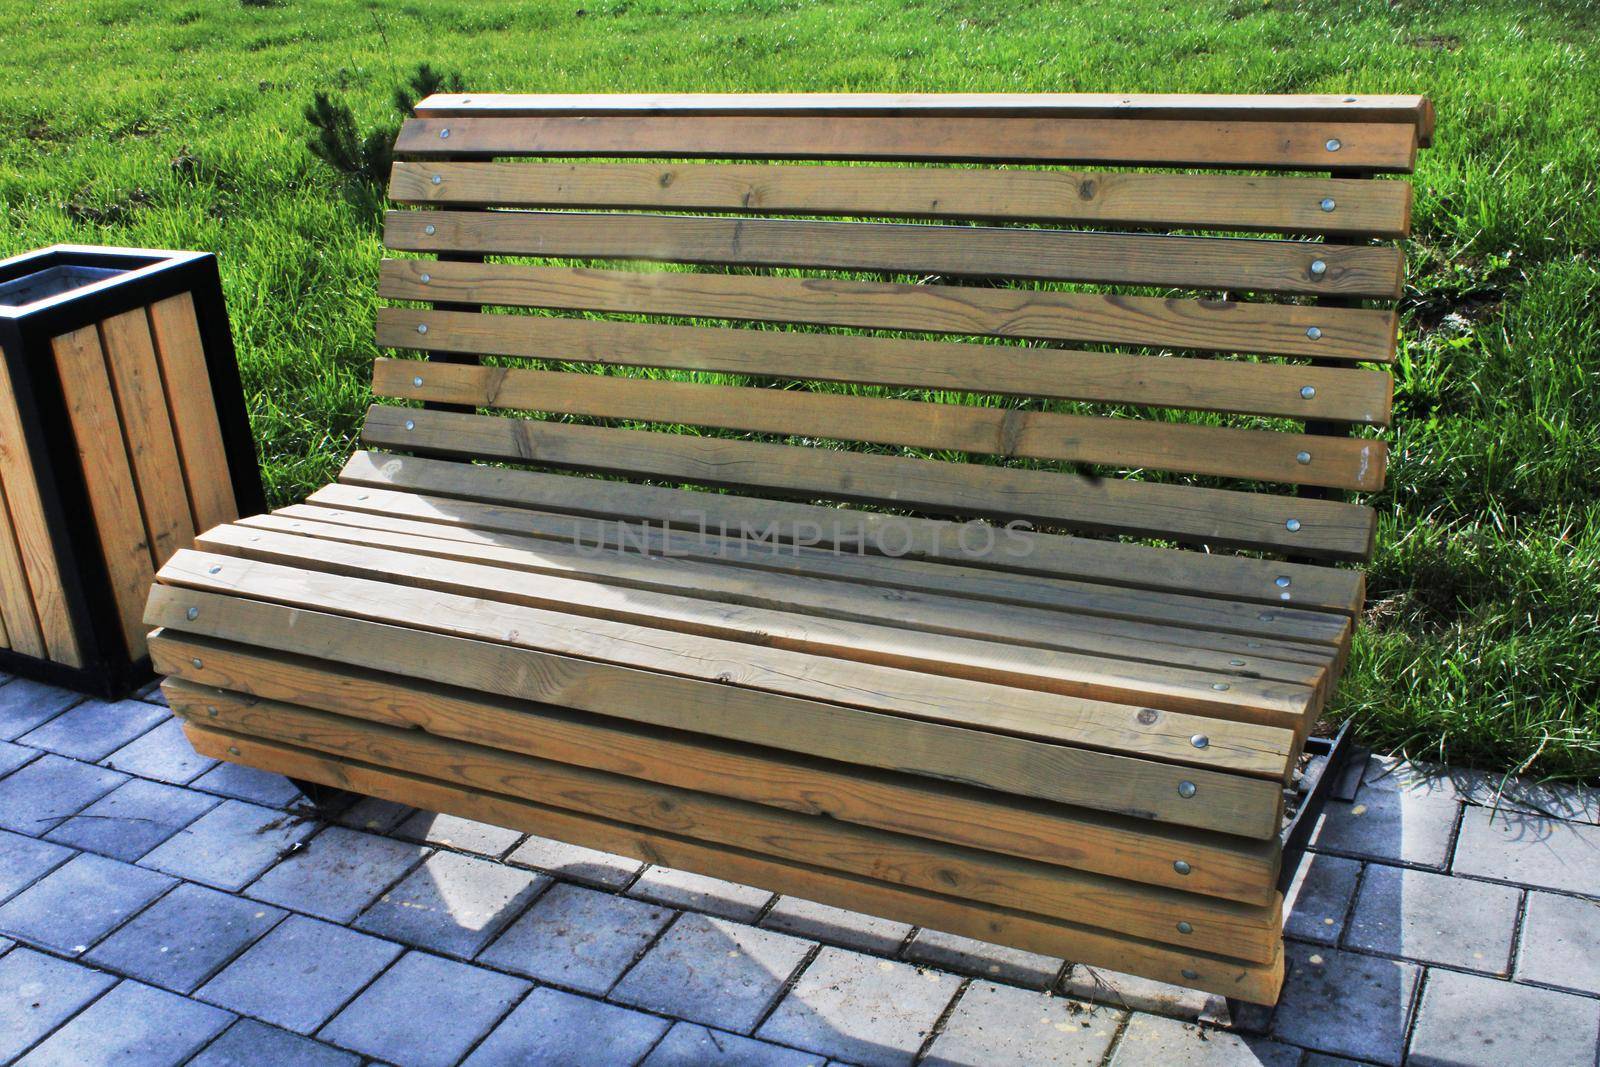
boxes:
[0,474,40,656]
[361,406,1378,559]
[378,260,1398,363]
[384,209,1405,298]
[394,115,1417,172]
[147,293,239,534]
[372,359,1387,491]
[376,308,1394,427]
[145,573,1284,837]
[338,450,1367,617]
[388,162,1414,238]
[150,631,1281,903]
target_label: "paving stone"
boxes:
[0,935,11,956]
[1270,944,1420,1066]
[643,1022,824,1066]
[0,827,74,904]
[197,914,403,1034]
[16,978,233,1067]
[0,851,174,955]
[140,799,315,891]
[0,679,82,740]
[904,927,1063,989]
[0,754,127,835]
[1312,757,1460,868]
[1516,890,1600,994]
[189,1018,360,1067]
[332,795,415,834]
[1408,967,1600,1067]
[613,912,813,1033]
[189,760,303,808]
[1454,766,1600,826]
[925,981,1121,1067]
[137,681,168,705]
[17,697,168,762]
[44,777,219,862]
[319,950,528,1067]
[86,882,285,993]
[1453,804,1600,894]
[1301,1057,1368,1067]
[248,825,428,923]
[0,737,37,776]
[758,945,963,1067]
[1058,964,1222,1020]
[101,717,217,784]
[1345,863,1520,973]
[464,984,668,1066]
[355,849,546,958]
[1108,1012,1301,1066]
[478,880,672,994]
[395,810,524,857]
[0,947,118,1062]
[1284,852,1361,945]
[762,896,913,955]
[629,864,774,922]
[506,834,643,888]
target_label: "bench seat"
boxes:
[146,92,1432,1005]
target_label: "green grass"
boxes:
[2,0,1597,780]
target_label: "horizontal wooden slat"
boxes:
[389,162,1415,238]
[338,450,1367,616]
[361,407,1377,559]
[376,309,1394,426]
[146,568,1284,837]
[414,93,1433,143]
[385,210,1405,299]
[168,680,1281,959]
[373,359,1387,492]
[379,260,1398,363]
[178,722,1284,1001]
[395,116,1418,172]
[152,633,1279,902]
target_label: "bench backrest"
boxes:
[368,94,1430,577]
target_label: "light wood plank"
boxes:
[379,260,1399,363]
[394,115,1417,172]
[146,293,239,534]
[385,210,1405,299]
[145,575,1284,837]
[373,359,1387,492]
[0,475,37,656]
[361,407,1378,559]
[388,162,1414,239]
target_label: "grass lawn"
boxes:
[2,0,1596,780]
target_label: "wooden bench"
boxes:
[147,93,1432,1005]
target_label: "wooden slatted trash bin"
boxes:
[0,246,263,695]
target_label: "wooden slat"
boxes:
[373,359,1387,492]
[338,450,1367,617]
[51,324,150,659]
[199,519,1312,736]
[146,570,1285,837]
[377,308,1395,426]
[385,210,1405,299]
[99,308,197,567]
[379,260,1398,363]
[167,680,1281,960]
[388,162,1414,239]
[394,116,1417,172]
[147,293,240,534]
[178,723,1285,1002]
[362,407,1377,559]
[0,474,41,657]
[150,632,1280,903]
[259,503,1334,686]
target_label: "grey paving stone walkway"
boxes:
[1,672,1598,1066]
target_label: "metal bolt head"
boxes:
[1343,96,1358,103]
[228,746,240,756]
[413,376,424,387]
[207,706,218,718]
[1300,385,1317,399]
[1310,259,1327,276]
[1177,780,1198,798]
[404,419,416,431]
[1229,658,1246,666]
[1275,575,1292,588]
[1320,197,1337,212]
[416,323,429,335]
[1306,326,1323,340]
[1177,921,1194,934]
[1210,682,1229,692]
[191,658,203,669]
[1173,860,1192,875]
[423,224,436,235]
[1286,518,1303,532]
[1181,968,1199,980]
[1325,137,1342,152]
[419,273,431,284]
[1191,733,1210,749]
[439,128,451,139]
[1296,450,1312,465]
[209,565,221,574]
[186,607,199,621]
[1257,613,1274,622]
[431,174,443,185]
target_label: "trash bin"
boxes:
[0,245,263,696]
